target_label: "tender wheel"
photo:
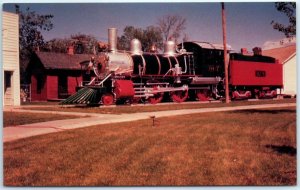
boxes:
[255,91,265,99]
[231,91,239,100]
[271,90,277,98]
[196,89,210,101]
[101,93,114,106]
[170,90,188,103]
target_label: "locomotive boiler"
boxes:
[61,28,283,105]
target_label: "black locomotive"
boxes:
[61,28,282,105]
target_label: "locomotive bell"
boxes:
[164,41,176,57]
[130,39,143,55]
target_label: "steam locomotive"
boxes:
[61,28,283,105]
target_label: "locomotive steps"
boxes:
[3,101,296,142]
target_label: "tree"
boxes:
[182,33,189,42]
[44,34,99,54]
[44,38,69,53]
[15,5,54,82]
[271,2,296,37]
[142,26,163,51]
[70,34,98,54]
[118,25,163,52]
[16,5,54,57]
[118,26,144,50]
[157,14,186,43]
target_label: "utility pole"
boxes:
[221,2,230,103]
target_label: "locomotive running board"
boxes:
[190,76,222,85]
[134,85,188,98]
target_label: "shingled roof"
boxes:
[35,51,92,70]
[262,45,296,64]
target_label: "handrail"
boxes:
[87,77,96,85]
[96,73,112,86]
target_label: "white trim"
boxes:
[283,53,296,64]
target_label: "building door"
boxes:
[58,75,68,99]
[4,71,13,105]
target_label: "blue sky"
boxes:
[2,1,294,51]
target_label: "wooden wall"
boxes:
[2,12,20,105]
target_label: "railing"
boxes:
[20,84,31,102]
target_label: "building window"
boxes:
[75,43,84,54]
[4,71,12,93]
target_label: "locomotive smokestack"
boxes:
[108,28,118,52]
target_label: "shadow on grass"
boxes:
[265,145,296,156]
[231,109,295,114]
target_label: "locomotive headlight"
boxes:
[88,61,93,68]
[89,56,95,67]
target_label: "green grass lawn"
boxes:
[4,106,296,186]
[2,112,81,127]
[23,98,296,114]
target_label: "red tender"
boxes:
[229,60,283,87]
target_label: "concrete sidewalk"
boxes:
[3,103,296,142]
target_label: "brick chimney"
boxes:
[241,48,247,55]
[252,47,262,56]
[67,45,74,55]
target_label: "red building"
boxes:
[27,51,92,101]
